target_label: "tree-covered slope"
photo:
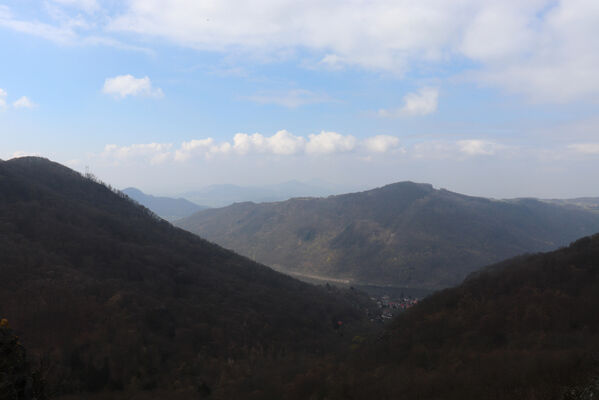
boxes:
[176,182,599,289]
[0,157,372,398]
[289,233,599,400]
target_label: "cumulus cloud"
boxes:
[306,131,357,155]
[362,135,401,153]
[97,134,522,168]
[13,96,36,109]
[101,131,405,165]
[379,87,439,117]
[102,75,164,99]
[568,143,599,155]
[0,88,6,109]
[246,89,330,108]
[174,138,233,161]
[233,130,306,155]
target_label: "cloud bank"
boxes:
[104,0,599,102]
[103,130,405,164]
[100,131,527,166]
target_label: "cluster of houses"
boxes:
[371,295,420,320]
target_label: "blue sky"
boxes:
[1,0,598,198]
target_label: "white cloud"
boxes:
[306,131,357,155]
[232,130,306,155]
[103,143,172,164]
[246,89,330,108]
[13,96,36,109]
[379,87,439,117]
[362,135,401,153]
[99,131,408,165]
[103,0,599,103]
[461,1,599,102]
[568,143,599,155]
[0,88,6,109]
[2,1,599,102]
[174,138,232,161]
[102,75,164,99]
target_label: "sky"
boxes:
[1,0,598,198]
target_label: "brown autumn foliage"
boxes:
[0,157,376,398]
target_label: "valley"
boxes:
[1,157,598,400]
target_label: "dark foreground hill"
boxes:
[0,157,373,398]
[288,233,599,399]
[122,187,208,221]
[176,182,599,289]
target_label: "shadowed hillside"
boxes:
[176,182,599,289]
[287,233,599,399]
[0,157,374,398]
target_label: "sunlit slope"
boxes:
[177,182,599,289]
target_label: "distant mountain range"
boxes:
[180,180,350,208]
[545,197,599,213]
[122,187,208,221]
[176,182,599,290]
[0,157,371,397]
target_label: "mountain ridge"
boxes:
[176,181,599,289]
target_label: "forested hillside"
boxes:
[286,233,599,399]
[0,157,373,398]
[176,182,599,289]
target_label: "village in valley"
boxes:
[371,294,421,321]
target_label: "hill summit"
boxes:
[176,181,599,289]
